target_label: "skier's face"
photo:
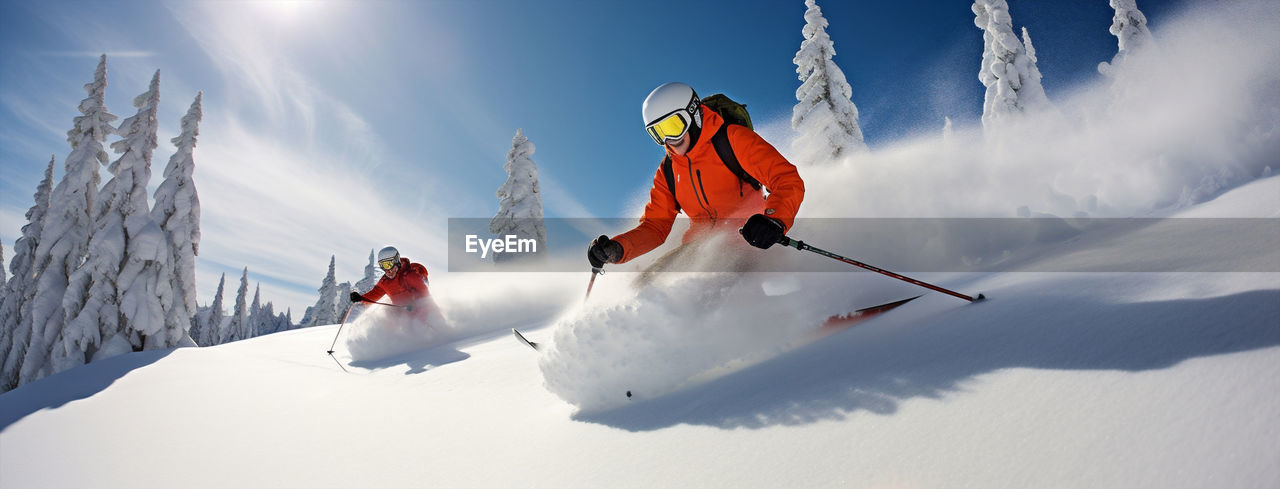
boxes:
[379,257,400,279]
[667,131,692,156]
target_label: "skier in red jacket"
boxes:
[588,82,805,268]
[350,246,430,316]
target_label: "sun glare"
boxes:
[252,0,310,23]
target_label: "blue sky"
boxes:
[0,0,1190,314]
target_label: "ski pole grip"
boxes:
[778,236,805,250]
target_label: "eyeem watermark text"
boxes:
[465,234,538,259]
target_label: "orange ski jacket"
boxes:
[612,106,805,263]
[358,258,430,306]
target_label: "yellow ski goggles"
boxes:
[645,112,691,146]
[378,258,399,271]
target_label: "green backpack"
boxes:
[701,93,753,130]
[661,93,762,213]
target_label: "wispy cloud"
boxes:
[160,1,459,312]
[39,51,157,58]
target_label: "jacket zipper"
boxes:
[686,160,714,219]
[695,170,713,209]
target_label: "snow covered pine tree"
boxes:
[490,129,547,264]
[21,55,117,384]
[792,0,867,164]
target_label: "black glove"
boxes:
[587,235,624,268]
[740,214,786,249]
[349,291,365,303]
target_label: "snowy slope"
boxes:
[2,178,1278,489]
[4,3,1279,483]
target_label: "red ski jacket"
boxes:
[612,107,805,263]
[358,258,430,306]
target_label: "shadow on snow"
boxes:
[0,349,174,433]
[347,346,470,376]
[576,286,1280,432]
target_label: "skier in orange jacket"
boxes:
[588,82,805,268]
[350,246,430,315]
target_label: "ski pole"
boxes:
[362,299,409,309]
[778,236,985,302]
[584,267,603,303]
[326,306,356,355]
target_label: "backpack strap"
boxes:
[710,124,762,191]
[661,156,680,213]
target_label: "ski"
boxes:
[512,328,540,351]
[513,295,923,353]
[819,295,922,333]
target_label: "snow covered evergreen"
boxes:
[304,256,343,326]
[196,273,226,346]
[972,0,1052,128]
[1110,0,1155,59]
[791,0,866,164]
[489,129,546,263]
[355,249,379,294]
[150,92,203,348]
[225,268,249,342]
[60,70,165,371]
[21,55,117,384]
[249,284,262,336]
[0,158,55,392]
[256,300,277,336]
[338,281,352,316]
[1099,0,1156,76]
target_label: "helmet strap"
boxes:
[687,93,702,128]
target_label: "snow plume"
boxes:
[792,0,866,164]
[801,0,1279,219]
[972,0,1052,128]
[538,233,879,413]
[341,271,579,363]
[343,296,452,363]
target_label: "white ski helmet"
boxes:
[642,82,701,145]
[377,246,400,271]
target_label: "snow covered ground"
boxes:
[1,176,1277,488]
[3,3,1278,484]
